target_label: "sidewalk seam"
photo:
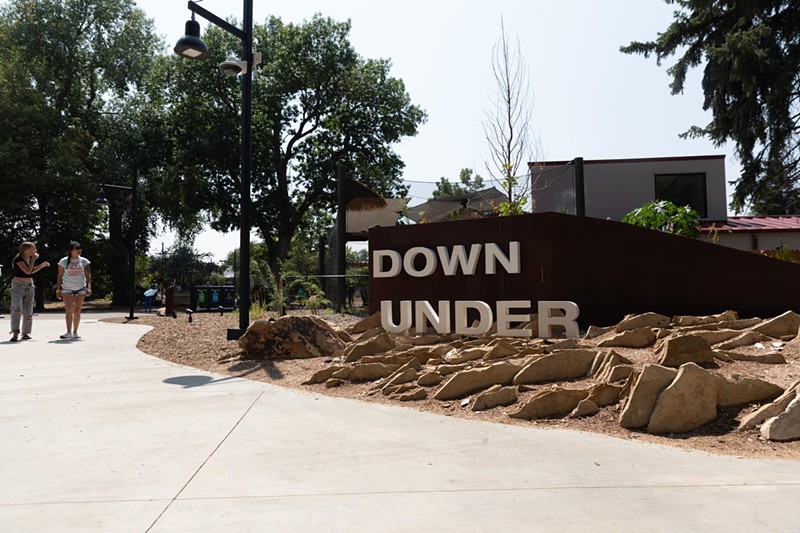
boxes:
[144,390,264,532]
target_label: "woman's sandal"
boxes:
[21,334,31,340]
[10,336,19,342]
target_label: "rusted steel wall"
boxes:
[368,212,800,328]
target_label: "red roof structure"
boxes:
[700,215,800,233]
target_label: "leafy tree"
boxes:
[483,18,541,215]
[164,15,426,281]
[620,1,800,215]
[0,0,163,305]
[431,168,485,199]
[622,200,701,238]
[148,242,218,288]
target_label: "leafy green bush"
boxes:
[622,200,700,238]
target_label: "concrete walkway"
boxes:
[1,312,800,532]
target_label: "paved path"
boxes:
[1,312,800,532]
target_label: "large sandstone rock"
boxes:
[512,350,598,385]
[738,381,800,430]
[342,332,397,363]
[717,376,784,407]
[570,399,600,418]
[656,334,716,367]
[587,383,625,407]
[753,311,800,339]
[619,364,677,428]
[349,362,399,382]
[417,371,444,387]
[671,310,738,327]
[348,312,383,334]
[444,347,490,364]
[647,363,720,433]
[433,362,522,400]
[509,388,590,420]
[238,316,345,359]
[761,394,800,441]
[715,331,773,350]
[689,329,746,346]
[588,350,632,377]
[598,327,656,348]
[615,312,670,332]
[472,385,518,411]
[303,365,347,385]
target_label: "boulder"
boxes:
[589,350,633,378]
[238,316,345,359]
[396,388,428,402]
[349,362,400,382]
[586,383,625,407]
[485,342,520,360]
[598,364,635,384]
[753,311,800,339]
[302,365,347,385]
[715,331,773,350]
[433,362,522,400]
[509,388,590,420]
[616,312,670,332]
[418,371,444,387]
[381,367,418,390]
[761,394,800,441]
[717,376,784,407]
[348,312,383,334]
[584,325,614,339]
[598,327,656,348]
[444,347,490,364]
[671,310,738,327]
[738,381,800,430]
[688,329,746,346]
[569,399,600,418]
[619,364,678,429]
[472,385,518,411]
[647,363,720,434]
[512,350,599,385]
[342,332,397,363]
[656,334,716,367]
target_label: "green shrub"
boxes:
[622,200,700,238]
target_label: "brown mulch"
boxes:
[106,311,800,461]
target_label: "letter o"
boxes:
[403,247,437,277]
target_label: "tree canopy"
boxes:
[621,1,800,215]
[164,15,426,279]
[431,168,485,199]
[0,0,164,303]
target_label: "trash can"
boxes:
[191,285,235,312]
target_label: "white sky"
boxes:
[138,0,738,261]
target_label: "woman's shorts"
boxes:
[64,287,87,295]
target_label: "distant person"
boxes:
[56,241,91,340]
[144,282,158,313]
[9,241,50,342]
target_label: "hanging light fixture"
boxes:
[174,13,209,60]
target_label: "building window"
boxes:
[654,173,707,218]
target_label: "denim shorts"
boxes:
[63,287,87,295]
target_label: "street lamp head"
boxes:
[94,188,109,206]
[174,16,208,60]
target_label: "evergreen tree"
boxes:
[621,1,800,215]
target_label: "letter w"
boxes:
[436,244,482,276]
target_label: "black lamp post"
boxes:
[175,0,253,340]
[95,160,138,321]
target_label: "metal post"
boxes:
[336,164,347,312]
[574,157,585,217]
[128,160,138,320]
[237,0,253,335]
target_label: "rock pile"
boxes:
[239,310,800,441]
